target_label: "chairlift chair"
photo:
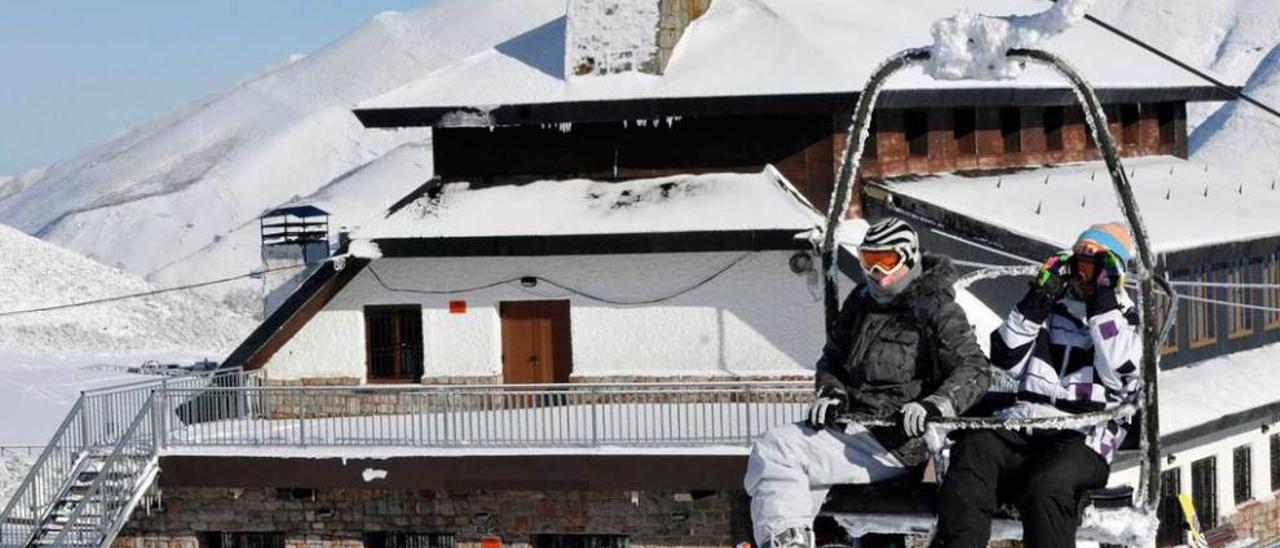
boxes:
[815,47,1179,547]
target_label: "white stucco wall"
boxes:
[262,250,826,382]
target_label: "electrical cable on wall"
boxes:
[0,264,306,318]
[366,253,751,306]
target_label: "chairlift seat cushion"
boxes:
[821,482,1133,516]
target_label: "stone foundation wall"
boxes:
[113,487,749,548]
[1216,496,1280,547]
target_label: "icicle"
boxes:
[1035,200,1042,215]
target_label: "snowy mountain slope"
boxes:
[0,0,564,312]
[147,142,436,313]
[0,223,251,357]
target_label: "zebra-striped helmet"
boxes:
[858,218,921,276]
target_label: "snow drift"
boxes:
[0,0,564,316]
[0,223,250,357]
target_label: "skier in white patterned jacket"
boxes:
[934,222,1144,548]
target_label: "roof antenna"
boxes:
[1034,200,1042,215]
[1165,188,1171,200]
[1203,185,1209,197]
[1238,183,1244,195]
[996,177,1002,189]
[1044,175,1050,185]
[1090,170,1096,181]
[1080,194,1086,207]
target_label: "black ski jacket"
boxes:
[815,254,992,466]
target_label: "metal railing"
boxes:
[159,381,811,450]
[0,368,246,547]
[46,393,159,547]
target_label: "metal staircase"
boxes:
[1,369,244,548]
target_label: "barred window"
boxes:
[364,533,456,548]
[1157,468,1184,547]
[1271,433,1280,492]
[1191,456,1218,531]
[1235,445,1253,504]
[201,533,284,548]
[533,535,629,548]
[1155,285,1179,355]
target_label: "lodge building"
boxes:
[76,1,1280,547]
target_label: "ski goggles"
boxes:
[1070,244,1112,282]
[858,247,906,275]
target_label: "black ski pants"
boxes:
[934,429,1109,548]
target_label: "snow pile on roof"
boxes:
[0,223,252,357]
[1160,342,1280,435]
[354,167,822,240]
[927,0,1093,80]
[0,0,562,315]
[882,156,1280,252]
[359,0,1214,112]
[566,0,661,77]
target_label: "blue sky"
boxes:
[0,0,429,175]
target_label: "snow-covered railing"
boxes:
[0,367,247,547]
[156,382,812,450]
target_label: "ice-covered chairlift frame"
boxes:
[817,47,1179,546]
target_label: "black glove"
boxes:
[1085,251,1123,316]
[1019,251,1072,322]
[807,387,848,429]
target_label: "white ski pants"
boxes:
[744,421,908,545]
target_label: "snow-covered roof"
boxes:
[353,167,822,240]
[356,0,1222,116]
[1160,342,1280,436]
[880,156,1280,253]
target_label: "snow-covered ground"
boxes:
[0,356,150,446]
[0,223,251,357]
[0,0,562,316]
[0,449,37,510]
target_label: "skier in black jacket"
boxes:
[744,218,992,548]
[934,222,1143,548]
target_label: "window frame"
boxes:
[904,109,929,158]
[1043,106,1065,152]
[532,534,630,548]
[1234,445,1253,505]
[363,532,457,548]
[1188,266,1219,349]
[1227,259,1255,340]
[953,108,977,156]
[1191,456,1218,531]
[1271,433,1280,492]
[364,304,426,383]
[999,107,1022,154]
[1264,253,1280,331]
[1157,468,1184,547]
[201,533,285,548]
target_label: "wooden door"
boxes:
[364,305,424,383]
[500,301,572,384]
